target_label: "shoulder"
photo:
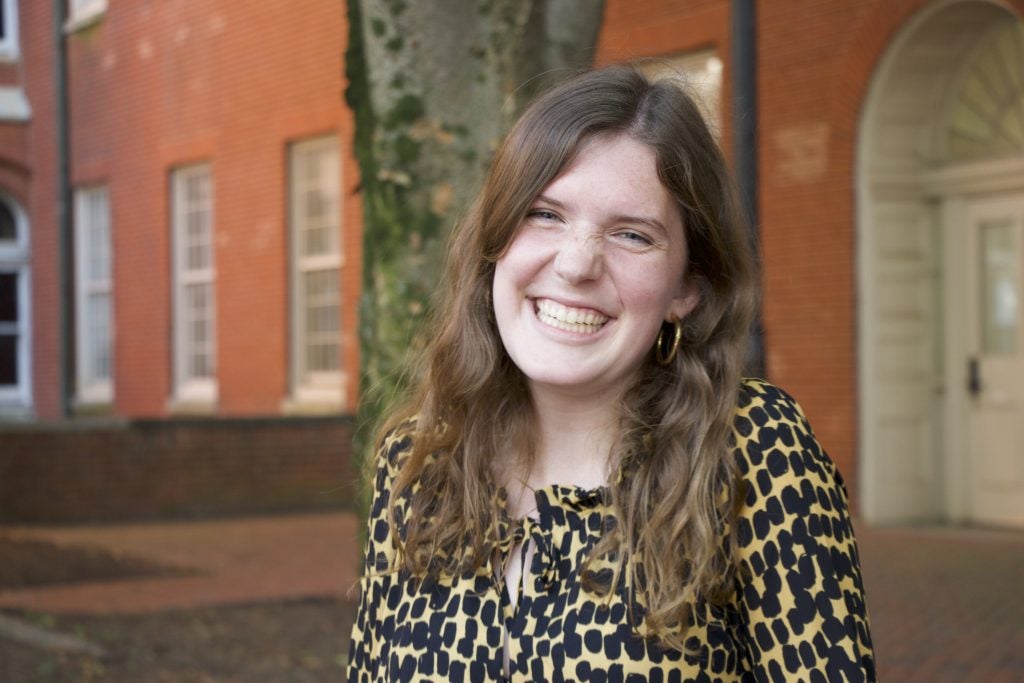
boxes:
[369,416,420,484]
[734,378,813,442]
[733,378,840,488]
[362,418,420,572]
[367,418,419,521]
[730,378,853,551]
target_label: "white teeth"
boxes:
[535,299,608,334]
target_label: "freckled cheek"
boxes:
[607,255,675,291]
[497,237,553,286]
[493,259,535,316]
[614,267,683,311]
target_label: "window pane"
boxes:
[980,220,1019,354]
[304,268,339,373]
[172,165,215,394]
[75,186,113,397]
[290,137,341,388]
[185,282,214,379]
[0,272,17,323]
[186,212,210,271]
[88,292,112,381]
[294,140,339,259]
[0,335,16,385]
[87,191,111,281]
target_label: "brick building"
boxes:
[2,0,1023,526]
[1,0,360,520]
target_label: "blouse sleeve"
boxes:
[346,427,408,682]
[731,380,876,683]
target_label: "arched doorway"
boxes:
[858,0,1024,526]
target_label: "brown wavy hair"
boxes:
[379,64,757,650]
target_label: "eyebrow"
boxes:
[533,194,670,235]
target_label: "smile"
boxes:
[534,298,609,334]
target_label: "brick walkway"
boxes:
[856,524,1024,683]
[1,514,1021,681]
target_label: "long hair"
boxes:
[380,64,757,650]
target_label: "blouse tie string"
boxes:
[525,518,558,591]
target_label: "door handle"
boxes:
[968,357,982,397]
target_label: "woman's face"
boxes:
[492,133,699,399]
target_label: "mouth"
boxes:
[533,298,610,334]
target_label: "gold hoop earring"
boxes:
[655,319,683,366]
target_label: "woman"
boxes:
[348,65,875,682]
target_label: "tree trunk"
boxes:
[345,0,605,504]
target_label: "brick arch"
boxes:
[832,0,1024,152]
[0,160,31,209]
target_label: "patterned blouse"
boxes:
[347,380,876,682]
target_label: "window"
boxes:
[66,0,107,31]
[0,0,19,60]
[289,137,342,405]
[75,186,113,404]
[640,49,723,138]
[0,194,31,414]
[171,164,216,405]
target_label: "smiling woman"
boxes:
[348,65,876,682]
[493,133,698,403]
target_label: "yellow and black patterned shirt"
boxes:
[347,380,876,682]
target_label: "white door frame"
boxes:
[929,161,1024,523]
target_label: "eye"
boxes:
[526,209,560,222]
[613,229,655,246]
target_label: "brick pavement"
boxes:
[1,514,1021,681]
[856,524,1024,683]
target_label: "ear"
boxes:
[668,276,701,322]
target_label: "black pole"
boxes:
[54,0,73,417]
[731,0,765,378]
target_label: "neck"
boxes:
[524,382,623,491]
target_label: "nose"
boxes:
[552,229,603,284]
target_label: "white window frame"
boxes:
[0,0,19,61]
[74,185,114,405]
[0,192,32,415]
[170,164,217,406]
[287,136,343,409]
[65,0,107,33]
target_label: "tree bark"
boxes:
[345,0,605,501]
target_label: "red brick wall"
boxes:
[57,0,361,418]
[596,0,1024,506]
[0,418,356,523]
[19,1,62,419]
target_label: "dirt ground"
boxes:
[0,536,355,682]
[0,599,355,683]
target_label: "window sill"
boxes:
[0,86,31,123]
[281,393,344,416]
[72,399,114,417]
[166,397,218,416]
